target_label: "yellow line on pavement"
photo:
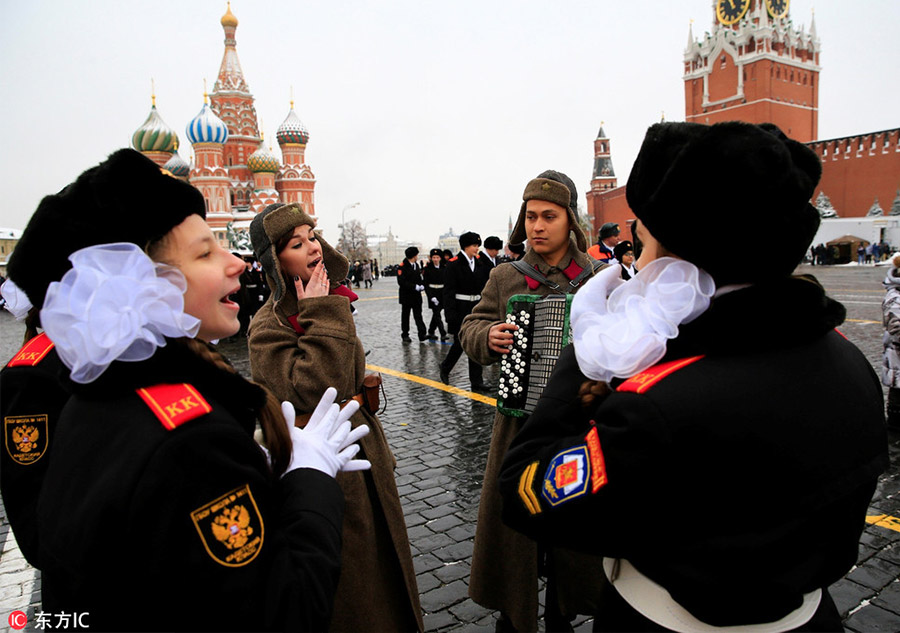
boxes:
[866,515,900,533]
[844,319,880,324]
[366,363,497,406]
[355,295,395,302]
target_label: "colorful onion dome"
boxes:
[163,152,191,178]
[132,105,178,153]
[277,105,309,145]
[221,2,238,27]
[247,139,280,173]
[186,100,229,145]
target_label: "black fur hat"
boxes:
[7,148,205,309]
[429,248,443,258]
[405,246,420,259]
[613,240,634,261]
[459,231,482,249]
[484,235,503,250]
[626,121,821,285]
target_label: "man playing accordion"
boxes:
[460,170,607,632]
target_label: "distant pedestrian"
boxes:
[362,259,373,288]
[882,253,900,429]
[858,243,867,265]
[422,248,448,341]
[481,235,503,272]
[440,232,487,390]
[587,222,621,263]
[614,240,637,279]
[397,246,427,342]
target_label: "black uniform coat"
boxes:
[0,333,69,567]
[36,341,345,632]
[443,252,486,335]
[500,276,889,628]
[396,259,424,307]
[422,261,446,310]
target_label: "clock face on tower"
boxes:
[765,0,790,19]
[716,0,750,25]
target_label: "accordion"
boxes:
[497,294,573,417]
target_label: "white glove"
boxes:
[415,284,424,292]
[281,387,371,478]
[431,297,439,306]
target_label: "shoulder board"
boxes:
[616,356,705,394]
[7,333,55,368]
[449,256,458,262]
[137,383,212,430]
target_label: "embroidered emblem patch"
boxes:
[517,461,542,515]
[542,445,591,507]
[137,383,212,430]
[7,333,54,368]
[4,414,49,465]
[191,484,264,567]
[585,426,608,493]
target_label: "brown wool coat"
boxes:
[460,238,609,632]
[249,289,424,632]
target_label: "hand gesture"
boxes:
[295,260,330,300]
[281,387,371,478]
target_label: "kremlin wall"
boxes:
[587,0,900,250]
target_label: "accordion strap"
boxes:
[511,259,605,294]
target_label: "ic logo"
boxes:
[8,610,27,630]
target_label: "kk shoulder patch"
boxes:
[585,425,608,493]
[7,333,55,368]
[542,445,592,507]
[137,383,212,430]
[191,484,264,567]
[616,355,705,394]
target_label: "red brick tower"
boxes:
[684,0,820,142]
[209,2,260,213]
[586,124,625,241]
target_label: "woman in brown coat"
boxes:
[248,203,423,632]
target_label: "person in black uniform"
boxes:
[440,232,487,390]
[422,248,448,341]
[481,235,504,273]
[613,240,637,280]
[397,246,427,342]
[0,279,69,569]
[499,122,889,632]
[8,148,369,632]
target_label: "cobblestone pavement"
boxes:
[1,264,899,632]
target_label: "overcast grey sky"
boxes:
[2,0,898,247]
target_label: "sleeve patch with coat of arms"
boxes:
[4,414,49,465]
[191,484,264,567]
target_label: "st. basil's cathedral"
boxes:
[130,3,313,249]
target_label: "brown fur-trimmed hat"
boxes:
[7,148,205,309]
[509,169,587,252]
[626,121,821,285]
[249,202,349,302]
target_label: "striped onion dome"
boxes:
[163,151,191,178]
[132,105,178,153]
[186,101,229,145]
[247,139,280,173]
[276,107,309,145]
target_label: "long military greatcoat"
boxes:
[459,238,608,632]
[249,285,424,632]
